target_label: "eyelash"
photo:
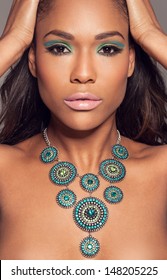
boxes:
[45,44,123,57]
[98,45,123,56]
[45,44,71,56]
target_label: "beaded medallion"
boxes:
[80,173,99,192]
[80,236,100,258]
[99,159,126,183]
[40,146,58,163]
[104,186,123,204]
[73,197,108,232]
[56,189,76,208]
[50,161,77,186]
[41,128,129,258]
[112,144,129,160]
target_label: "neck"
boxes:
[46,118,118,172]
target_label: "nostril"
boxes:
[71,78,95,84]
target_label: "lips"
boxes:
[64,92,102,110]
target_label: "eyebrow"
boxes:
[95,31,124,40]
[43,29,125,40]
[44,30,74,40]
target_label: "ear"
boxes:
[28,45,37,77]
[127,46,135,77]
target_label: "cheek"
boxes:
[35,53,67,106]
[98,53,130,102]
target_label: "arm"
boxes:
[0,0,39,77]
[126,0,167,69]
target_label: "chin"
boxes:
[54,117,104,134]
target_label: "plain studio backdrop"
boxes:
[0,0,167,85]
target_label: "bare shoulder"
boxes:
[124,137,167,177]
[0,133,43,172]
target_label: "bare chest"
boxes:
[1,161,167,260]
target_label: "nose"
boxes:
[70,51,96,84]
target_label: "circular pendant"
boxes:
[80,174,100,193]
[73,197,108,232]
[50,162,77,186]
[99,159,126,183]
[104,186,123,204]
[80,236,100,258]
[56,189,76,208]
[40,147,58,163]
[112,144,129,160]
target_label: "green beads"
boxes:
[56,189,76,208]
[99,159,126,183]
[112,144,129,160]
[80,173,99,192]
[80,236,100,258]
[50,161,77,186]
[104,186,123,204]
[40,147,58,163]
[73,197,108,232]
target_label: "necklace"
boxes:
[40,128,129,258]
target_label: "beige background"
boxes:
[0,0,167,83]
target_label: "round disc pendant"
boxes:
[40,147,58,163]
[73,197,108,232]
[56,189,76,208]
[80,173,100,193]
[50,161,77,186]
[112,144,129,160]
[99,159,126,183]
[104,186,123,204]
[80,236,100,258]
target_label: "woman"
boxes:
[0,0,167,260]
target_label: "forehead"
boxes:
[36,0,128,40]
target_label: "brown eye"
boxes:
[101,46,114,53]
[98,45,122,56]
[46,44,71,55]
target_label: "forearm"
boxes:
[0,34,26,77]
[140,29,167,69]
[0,0,40,77]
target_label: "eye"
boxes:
[45,44,71,56]
[98,45,122,56]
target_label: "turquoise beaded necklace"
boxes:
[40,128,129,258]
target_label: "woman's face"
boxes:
[29,0,135,131]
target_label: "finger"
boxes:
[2,0,21,36]
[143,0,161,28]
[126,0,161,29]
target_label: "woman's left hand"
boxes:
[126,0,167,69]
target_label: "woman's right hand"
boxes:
[126,0,167,69]
[0,0,40,76]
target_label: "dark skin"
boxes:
[0,0,167,260]
[0,135,167,259]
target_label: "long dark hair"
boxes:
[0,0,167,145]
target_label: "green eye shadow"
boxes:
[96,41,125,52]
[43,40,73,51]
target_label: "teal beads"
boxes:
[99,159,126,183]
[40,146,58,163]
[50,161,77,186]
[80,236,100,258]
[104,186,123,204]
[112,144,129,160]
[80,173,99,192]
[56,189,76,208]
[73,197,108,232]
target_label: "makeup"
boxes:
[43,40,73,51]
[96,40,125,52]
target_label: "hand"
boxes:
[0,0,40,76]
[126,0,167,68]
[126,0,161,43]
